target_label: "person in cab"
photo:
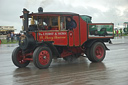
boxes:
[66,16,77,30]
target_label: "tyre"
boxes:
[86,48,93,61]
[87,42,106,62]
[12,47,30,68]
[33,47,52,69]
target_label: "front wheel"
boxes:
[87,42,106,62]
[12,47,30,68]
[33,47,52,69]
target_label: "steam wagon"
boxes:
[12,7,114,69]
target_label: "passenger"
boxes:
[66,17,77,30]
[38,19,45,30]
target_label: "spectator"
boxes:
[120,28,122,36]
[118,29,121,37]
[17,33,21,41]
[11,32,14,42]
[7,33,10,43]
[116,30,118,36]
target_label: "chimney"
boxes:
[23,8,29,32]
[38,7,43,13]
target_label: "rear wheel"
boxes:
[87,42,106,62]
[33,47,52,69]
[12,47,30,68]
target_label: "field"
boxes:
[0,39,18,44]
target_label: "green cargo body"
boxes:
[89,24,113,37]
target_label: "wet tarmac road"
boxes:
[0,36,128,85]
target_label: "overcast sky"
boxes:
[0,0,128,32]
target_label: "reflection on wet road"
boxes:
[0,37,128,85]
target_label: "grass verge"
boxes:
[0,39,18,44]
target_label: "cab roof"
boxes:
[31,12,79,15]
[20,12,79,18]
[20,12,92,18]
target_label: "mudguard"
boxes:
[83,40,109,50]
[37,41,60,58]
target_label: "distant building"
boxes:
[0,26,15,35]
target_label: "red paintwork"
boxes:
[24,58,33,61]
[80,17,88,45]
[73,16,80,46]
[37,31,68,46]
[0,40,1,44]
[61,47,84,58]
[31,32,36,40]
[51,27,58,30]
[24,52,33,61]
[95,45,104,59]
[88,23,114,25]
[29,17,114,48]
[17,50,26,64]
[27,15,114,59]
[68,31,74,46]
[38,50,50,65]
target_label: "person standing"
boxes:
[120,28,122,36]
[17,33,21,41]
[116,30,118,37]
[118,29,121,37]
[11,32,14,42]
[6,33,10,43]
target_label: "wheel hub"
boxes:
[95,45,104,59]
[39,50,50,65]
[17,50,26,64]
[43,56,46,59]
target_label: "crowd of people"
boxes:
[114,28,123,37]
[6,32,21,43]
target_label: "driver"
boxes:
[66,16,77,30]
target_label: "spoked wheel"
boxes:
[87,42,106,62]
[12,47,30,68]
[33,47,52,69]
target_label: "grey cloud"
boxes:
[0,0,128,32]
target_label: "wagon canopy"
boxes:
[80,15,92,23]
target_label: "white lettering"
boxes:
[45,33,54,35]
[58,32,66,35]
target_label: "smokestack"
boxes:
[23,8,29,32]
[38,7,43,13]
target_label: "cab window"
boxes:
[60,16,66,30]
[43,17,50,26]
[51,17,58,26]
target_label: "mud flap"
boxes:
[103,43,110,50]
